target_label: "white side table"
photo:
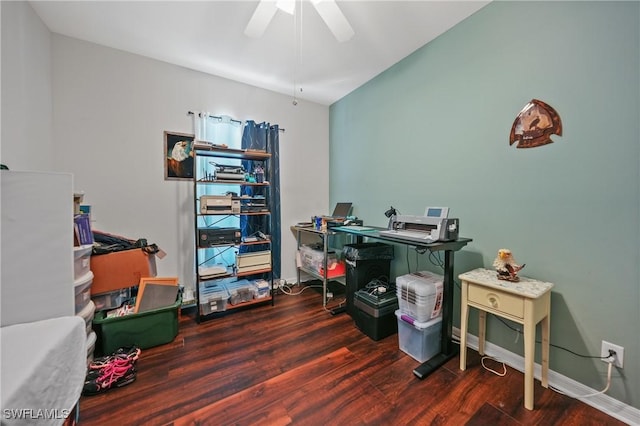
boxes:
[459,268,554,410]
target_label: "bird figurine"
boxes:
[493,248,525,282]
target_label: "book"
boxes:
[74,213,94,245]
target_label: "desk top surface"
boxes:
[291,225,342,236]
[331,225,472,252]
[459,268,554,298]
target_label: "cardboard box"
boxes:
[90,248,157,295]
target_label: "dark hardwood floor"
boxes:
[79,287,625,425]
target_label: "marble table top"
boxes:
[459,268,554,298]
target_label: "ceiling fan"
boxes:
[244,0,355,43]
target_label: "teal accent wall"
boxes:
[330,1,639,409]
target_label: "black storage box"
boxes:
[353,288,398,341]
[343,243,394,317]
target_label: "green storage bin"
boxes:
[93,297,181,356]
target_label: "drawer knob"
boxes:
[488,295,499,308]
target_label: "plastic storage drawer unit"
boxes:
[73,244,93,280]
[395,310,442,363]
[77,299,96,335]
[396,271,443,322]
[92,297,181,356]
[74,271,94,314]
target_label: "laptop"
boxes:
[324,202,352,220]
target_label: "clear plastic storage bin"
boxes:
[199,283,229,315]
[395,310,442,363]
[226,279,257,305]
[298,245,338,274]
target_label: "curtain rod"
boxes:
[187,111,242,124]
[187,111,285,132]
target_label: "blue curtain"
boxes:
[240,121,281,279]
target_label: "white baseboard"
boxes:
[453,327,640,426]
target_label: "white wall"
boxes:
[1,0,331,297]
[0,1,54,171]
[48,35,330,295]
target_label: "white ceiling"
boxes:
[30,1,490,106]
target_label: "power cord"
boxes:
[277,280,322,296]
[481,356,507,377]
[550,354,614,398]
[363,276,393,296]
[277,279,347,313]
[457,325,616,396]
[451,333,508,377]
[323,298,346,314]
[405,246,445,276]
[482,315,618,398]
[493,315,613,361]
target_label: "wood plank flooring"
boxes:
[79,287,625,425]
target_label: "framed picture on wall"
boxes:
[164,131,195,180]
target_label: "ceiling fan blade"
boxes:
[244,1,278,38]
[311,0,354,43]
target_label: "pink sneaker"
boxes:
[82,364,137,396]
[89,346,141,370]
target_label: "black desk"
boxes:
[333,226,472,379]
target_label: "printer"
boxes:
[379,207,459,244]
[198,227,242,247]
[214,164,246,181]
[236,250,271,274]
[200,194,241,214]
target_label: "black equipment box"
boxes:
[198,227,241,247]
[326,218,363,228]
[343,242,394,317]
[353,288,398,341]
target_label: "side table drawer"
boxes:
[468,284,524,319]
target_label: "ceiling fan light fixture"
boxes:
[276,0,295,15]
[245,0,354,43]
[312,0,354,43]
[244,0,278,38]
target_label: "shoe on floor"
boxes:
[82,364,137,396]
[89,346,141,370]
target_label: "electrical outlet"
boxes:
[601,341,624,368]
